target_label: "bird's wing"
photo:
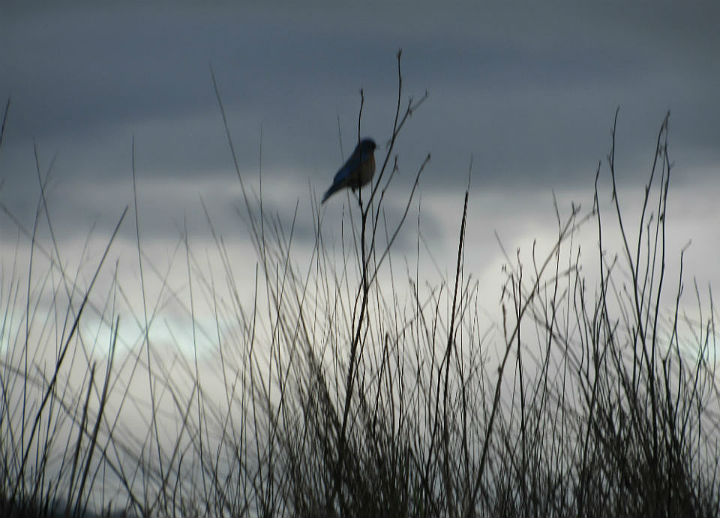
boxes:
[332,147,363,184]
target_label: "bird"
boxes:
[321,138,377,203]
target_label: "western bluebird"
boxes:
[321,138,377,203]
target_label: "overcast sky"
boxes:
[1,3,719,321]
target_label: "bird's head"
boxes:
[359,138,377,152]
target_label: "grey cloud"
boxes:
[2,2,719,249]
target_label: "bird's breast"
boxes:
[360,154,376,186]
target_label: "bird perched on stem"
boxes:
[322,138,377,203]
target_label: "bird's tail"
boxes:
[321,183,341,203]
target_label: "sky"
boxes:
[2,7,720,511]
[1,2,719,343]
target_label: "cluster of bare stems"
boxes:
[0,49,717,517]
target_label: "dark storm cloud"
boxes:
[1,2,719,243]
[395,4,720,190]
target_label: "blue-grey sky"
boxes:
[1,2,719,293]
[4,6,720,510]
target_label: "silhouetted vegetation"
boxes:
[1,54,718,517]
